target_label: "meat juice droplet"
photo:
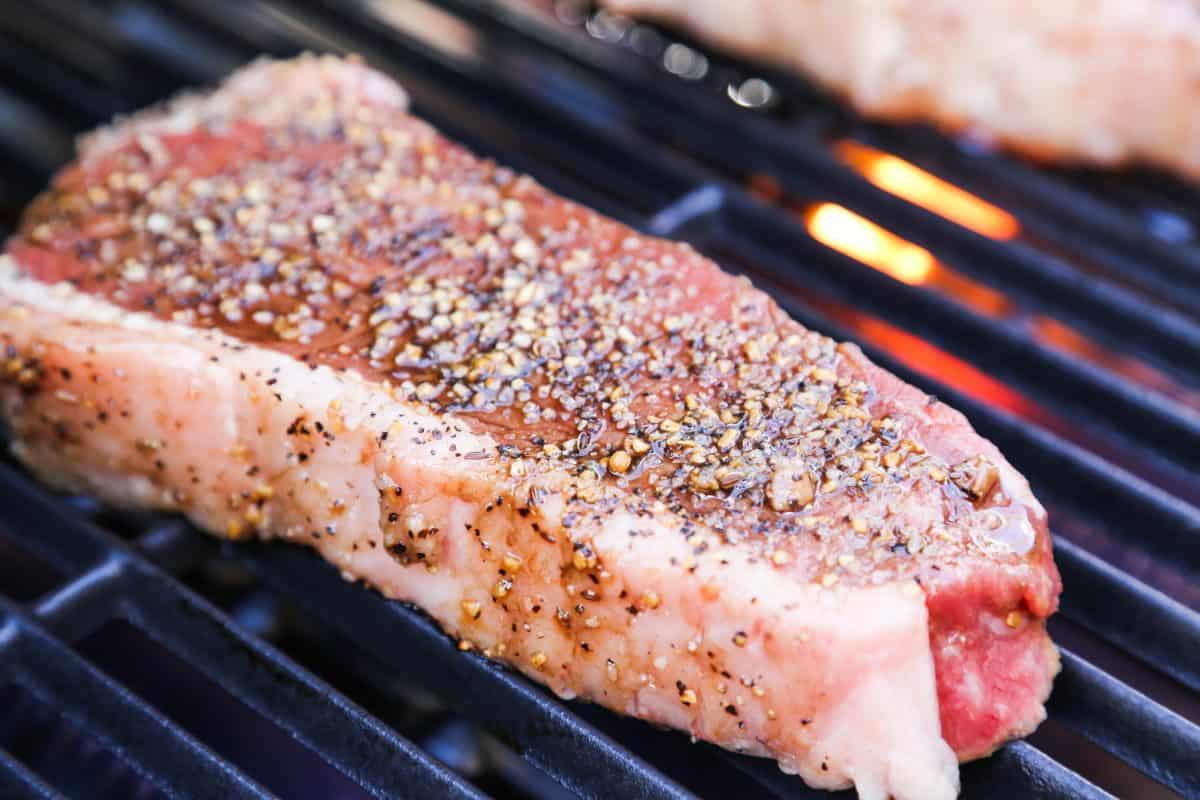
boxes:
[988,507,1037,555]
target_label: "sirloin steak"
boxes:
[0,56,1059,800]
[602,0,1200,178]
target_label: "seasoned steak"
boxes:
[0,56,1059,800]
[603,0,1200,178]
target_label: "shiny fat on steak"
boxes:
[0,56,1060,800]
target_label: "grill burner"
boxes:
[0,1,1198,798]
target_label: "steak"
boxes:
[0,56,1060,800]
[602,0,1200,178]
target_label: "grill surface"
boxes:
[0,1,1198,798]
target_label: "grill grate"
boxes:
[0,1,1197,798]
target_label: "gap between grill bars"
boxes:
[0,0,1196,798]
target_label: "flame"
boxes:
[806,203,935,285]
[836,141,1020,240]
[1032,317,1200,410]
[830,307,1040,419]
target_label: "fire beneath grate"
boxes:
[0,1,1197,798]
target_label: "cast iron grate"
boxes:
[0,1,1197,798]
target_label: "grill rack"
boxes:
[0,1,1195,798]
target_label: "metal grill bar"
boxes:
[0,37,122,126]
[0,748,63,800]
[1050,652,1200,796]
[1054,542,1200,695]
[0,597,271,799]
[0,466,490,800]
[959,743,1112,800]
[711,744,1108,800]
[119,563,490,800]
[219,536,698,800]
[863,126,1200,313]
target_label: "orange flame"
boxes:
[836,141,1020,240]
[806,203,935,285]
[831,307,1040,419]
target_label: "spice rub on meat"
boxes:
[0,56,1060,800]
